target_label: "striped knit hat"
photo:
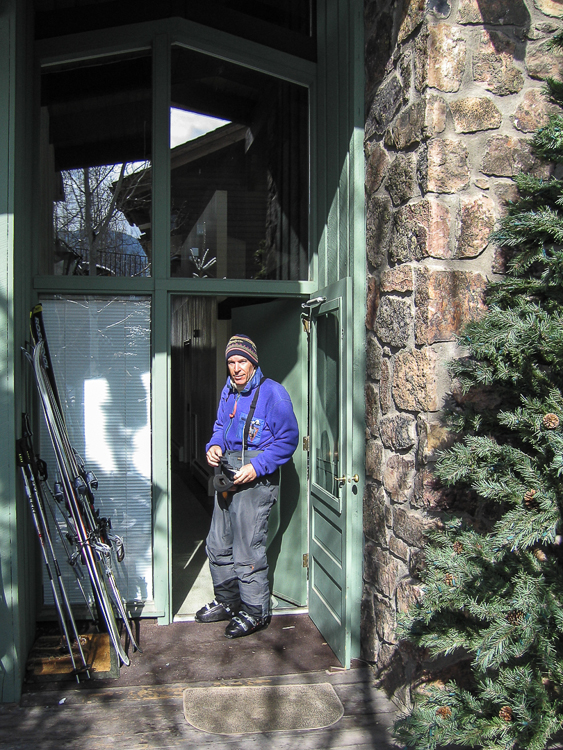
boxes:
[225,334,258,367]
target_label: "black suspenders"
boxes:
[243,377,265,455]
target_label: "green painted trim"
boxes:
[36,26,151,66]
[32,277,318,298]
[152,288,171,623]
[36,17,315,87]
[314,0,328,289]
[0,0,38,704]
[157,279,317,296]
[0,9,19,702]
[348,0,366,662]
[343,275,355,667]
[308,75,319,285]
[33,276,155,294]
[152,34,171,281]
[152,35,172,623]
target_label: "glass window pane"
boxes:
[39,296,153,606]
[40,54,152,277]
[168,46,309,280]
[314,310,340,495]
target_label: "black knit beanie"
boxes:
[225,334,258,367]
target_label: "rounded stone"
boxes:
[513,88,555,132]
[450,96,502,133]
[375,296,413,348]
[534,0,563,18]
[473,30,524,95]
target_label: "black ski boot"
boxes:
[225,611,271,638]
[195,599,238,623]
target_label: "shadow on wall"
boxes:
[364,0,420,116]
[364,0,532,119]
[473,0,531,62]
[474,0,531,50]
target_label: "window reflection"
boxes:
[168,46,309,280]
[41,53,152,277]
[315,311,340,496]
[53,164,151,277]
[39,46,308,280]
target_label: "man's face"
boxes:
[227,356,255,389]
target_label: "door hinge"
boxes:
[303,553,309,568]
[302,435,310,452]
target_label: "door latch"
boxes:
[301,296,326,309]
[335,474,360,485]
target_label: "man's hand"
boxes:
[206,445,223,467]
[233,463,257,485]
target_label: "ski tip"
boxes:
[31,303,43,316]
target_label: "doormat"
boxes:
[25,632,119,681]
[183,682,344,734]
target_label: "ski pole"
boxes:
[41,471,97,624]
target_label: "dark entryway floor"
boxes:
[23,613,345,693]
[3,614,399,749]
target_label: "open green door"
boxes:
[307,277,358,667]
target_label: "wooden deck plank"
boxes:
[0,708,398,750]
[18,667,390,705]
[1,719,397,750]
[5,668,399,750]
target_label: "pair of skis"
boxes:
[16,423,91,680]
[22,304,140,673]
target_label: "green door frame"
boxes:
[34,18,316,624]
[32,4,365,636]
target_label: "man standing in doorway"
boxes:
[196,334,299,638]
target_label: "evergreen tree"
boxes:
[394,30,563,750]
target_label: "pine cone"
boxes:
[533,548,548,562]
[543,413,560,430]
[499,706,512,722]
[444,573,454,586]
[506,609,524,625]
[453,541,464,554]
[524,489,538,509]
[436,706,452,718]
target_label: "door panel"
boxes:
[231,299,308,606]
[308,278,355,667]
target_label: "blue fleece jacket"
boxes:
[206,366,299,477]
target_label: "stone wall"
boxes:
[363,0,563,692]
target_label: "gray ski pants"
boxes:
[205,474,279,618]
